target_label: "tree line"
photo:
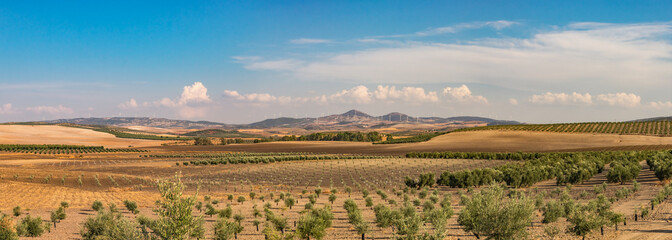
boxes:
[407,151,656,188]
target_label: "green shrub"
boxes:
[123,200,139,214]
[92,200,103,212]
[214,218,242,240]
[16,215,48,237]
[458,184,535,239]
[296,206,333,240]
[542,200,564,223]
[80,210,143,240]
[12,206,21,217]
[0,214,18,240]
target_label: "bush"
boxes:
[16,215,48,237]
[542,200,564,223]
[147,174,204,239]
[92,200,103,212]
[417,173,435,188]
[80,210,143,240]
[606,160,641,184]
[194,137,213,145]
[214,218,243,240]
[458,183,535,239]
[123,200,139,214]
[296,206,333,240]
[12,206,21,217]
[50,206,66,227]
[0,214,18,240]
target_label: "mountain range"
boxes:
[38,110,520,131]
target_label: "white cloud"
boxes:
[528,91,642,108]
[223,85,480,106]
[26,105,73,114]
[529,92,592,105]
[231,56,262,62]
[118,98,138,109]
[414,27,456,37]
[649,101,672,109]
[241,22,672,94]
[483,20,518,30]
[0,103,13,114]
[224,90,312,105]
[244,59,304,71]
[596,93,641,107]
[138,82,211,119]
[290,38,331,44]
[442,85,488,104]
[178,82,211,105]
[327,85,372,104]
[509,98,519,105]
[372,20,518,39]
[373,85,439,103]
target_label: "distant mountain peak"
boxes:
[340,109,371,118]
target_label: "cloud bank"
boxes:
[223,84,483,106]
[239,22,672,94]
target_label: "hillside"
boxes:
[12,110,520,133]
[631,116,672,122]
[456,121,672,136]
[45,117,233,129]
[182,129,263,138]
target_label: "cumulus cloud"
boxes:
[528,91,642,108]
[442,85,488,104]
[239,22,672,94]
[178,82,211,105]
[373,85,439,103]
[138,82,212,119]
[596,93,641,107]
[509,98,519,105]
[649,101,672,109]
[290,38,331,44]
[118,98,138,109]
[529,92,593,105]
[223,84,482,106]
[223,90,297,104]
[0,104,13,114]
[26,105,73,114]
[328,85,373,104]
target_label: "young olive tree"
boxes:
[458,183,535,240]
[148,174,204,240]
[296,206,333,240]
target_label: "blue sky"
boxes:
[1,1,672,123]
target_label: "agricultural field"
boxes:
[3,126,672,239]
[459,121,672,137]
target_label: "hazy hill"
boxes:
[20,110,521,132]
[631,116,672,122]
[46,117,232,129]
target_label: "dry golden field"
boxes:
[2,125,672,239]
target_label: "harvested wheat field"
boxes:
[0,125,163,148]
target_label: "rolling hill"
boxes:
[7,110,521,134]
